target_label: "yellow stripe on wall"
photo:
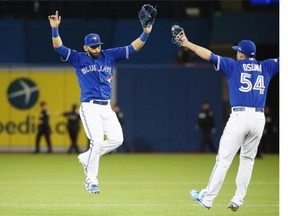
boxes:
[0,68,89,152]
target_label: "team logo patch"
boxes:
[92,36,98,41]
[107,76,113,83]
[7,78,39,110]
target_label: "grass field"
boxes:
[0,153,279,216]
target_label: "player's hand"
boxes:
[171,25,188,47]
[48,11,61,28]
[143,25,152,34]
[138,4,157,29]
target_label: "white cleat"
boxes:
[87,184,100,194]
[190,189,211,209]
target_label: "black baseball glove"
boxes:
[171,24,187,46]
[138,4,157,28]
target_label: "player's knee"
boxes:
[109,135,123,146]
[216,154,233,168]
[117,136,124,146]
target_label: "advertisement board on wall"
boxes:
[0,67,89,152]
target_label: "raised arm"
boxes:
[130,4,157,52]
[131,25,153,51]
[182,41,212,62]
[171,25,212,61]
[48,11,62,48]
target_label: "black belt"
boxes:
[85,100,109,105]
[232,107,264,112]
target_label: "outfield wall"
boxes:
[0,67,89,152]
[0,12,278,64]
[116,65,223,152]
[0,65,223,153]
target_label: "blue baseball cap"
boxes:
[84,33,104,46]
[232,40,256,57]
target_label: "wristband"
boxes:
[52,28,59,38]
[139,32,149,42]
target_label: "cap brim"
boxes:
[232,46,239,51]
[87,42,104,46]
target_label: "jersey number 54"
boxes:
[239,72,265,95]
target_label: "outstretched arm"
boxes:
[48,11,71,61]
[48,11,62,48]
[130,4,157,52]
[131,26,152,51]
[182,40,212,62]
[171,25,212,62]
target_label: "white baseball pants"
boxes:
[200,107,265,207]
[79,101,123,186]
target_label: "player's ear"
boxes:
[83,45,88,52]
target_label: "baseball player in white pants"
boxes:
[48,5,157,193]
[197,107,266,209]
[78,101,123,185]
[171,25,279,211]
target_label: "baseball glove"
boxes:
[138,4,157,28]
[171,24,187,46]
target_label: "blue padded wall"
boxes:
[0,19,25,63]
[116,65,223,152]
[0,12,278,64]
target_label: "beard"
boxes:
[88,50,100,59]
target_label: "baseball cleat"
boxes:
[228,202,239,212]
[190,189,211,209]
[87,184,100,194]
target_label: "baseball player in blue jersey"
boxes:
[171,25,279,211]
[48,5,157,194]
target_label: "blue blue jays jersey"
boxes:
[62,46,129,102]
[210,54,279,108]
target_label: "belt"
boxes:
[85,100,109,105]
[232,107,264,113]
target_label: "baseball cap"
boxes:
[232,40,256,57]
[84,33,104,46]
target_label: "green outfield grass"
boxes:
[0,153,278,216]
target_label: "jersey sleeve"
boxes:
[54,45,81,66]
[105,46,129,61]
[210,53,235,78]
[66,50,81,66]
[263,58,279,78]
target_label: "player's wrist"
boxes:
[139,32,149,42]
[52,27,59,38]
[179,34,187,42]
[182,40,189,47]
